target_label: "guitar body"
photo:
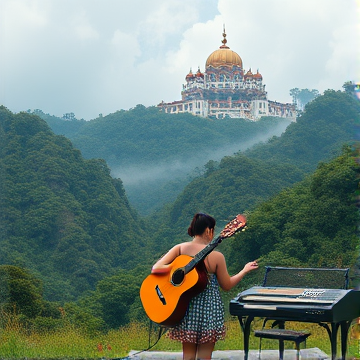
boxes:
[140,255,209,326]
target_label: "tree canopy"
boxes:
[227,146,359,279]
[37,106,293,214]
[148,90,360,255]
[0,87,359,328]
[246,90,359,172]
[0,107,148,300]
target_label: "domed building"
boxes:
[158,28,295,120]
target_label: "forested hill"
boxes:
[148,90,360,253]
[39,107,292,214]
[0,89,358,303]
[41,106,291,168]
[0,106,149,301]
[82,148,360,328]
[226,146,360,284]
[245,90,359,171]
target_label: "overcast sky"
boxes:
[1,0,359,120]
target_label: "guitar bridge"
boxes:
[155,285,166,305]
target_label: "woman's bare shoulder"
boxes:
[210,250,225,260]
[208,251,226,269]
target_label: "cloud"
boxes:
[325,22,360,80]
[139,1,198,47]
[2,0,49,29]
[74,12,100,41]
[0,0,358,120]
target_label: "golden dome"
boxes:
[205,28,243,69]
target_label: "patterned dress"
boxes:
[168,274,226,344]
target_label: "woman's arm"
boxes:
[151,244,181,274]
[212,252,258,291]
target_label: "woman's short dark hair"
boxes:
[187,213,216,237]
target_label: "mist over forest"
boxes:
[40,107,293,214]
[113,119,291,185]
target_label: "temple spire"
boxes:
[220,24,229,49]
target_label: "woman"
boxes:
[152,213,258,360]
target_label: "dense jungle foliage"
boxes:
[37,91,358,215]
[40,107,290,168]
[38,107,292,214]
[0,89,359,332]
[245,90,359,172]
[147,90,359,252]
[1,147,358,331]
[0,106,149,302]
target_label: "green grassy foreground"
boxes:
[0,318,359,359]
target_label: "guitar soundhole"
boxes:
[171,268,185,286]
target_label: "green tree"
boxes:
[297,88,319,110]
[290,88,319,110]
[289,87,300,106]
[0,265,43,318]
[93,271,142,328]
[342,81,355,95]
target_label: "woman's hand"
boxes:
[243,261,259,273]
[151,264,171,274]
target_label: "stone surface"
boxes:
[128,347,329,359]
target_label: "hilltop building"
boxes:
[158,29,295,121]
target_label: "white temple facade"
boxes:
[158,29,295,121]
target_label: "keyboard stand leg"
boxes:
[319,322,340,360]
[239,316,254,360]
[279,340,284,360]
[340,321,350,360]
[330,322,339,360]
[295,342,301,360]
[278,321,285,360]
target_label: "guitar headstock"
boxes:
[219,214,247,239]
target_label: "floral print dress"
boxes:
[168,274,226,344]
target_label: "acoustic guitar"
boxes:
[140,214,247,326]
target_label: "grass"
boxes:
[0,318,359,359]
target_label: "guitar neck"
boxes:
[184,236,222,274]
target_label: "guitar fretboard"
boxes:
[184,237,222,274]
